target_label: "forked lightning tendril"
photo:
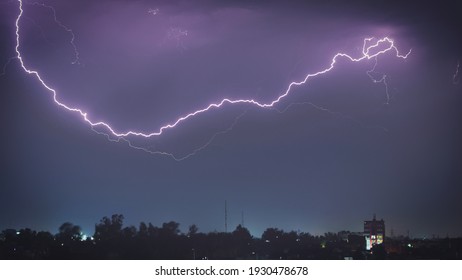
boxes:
[454,60,460,85]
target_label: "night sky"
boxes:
[1,0,461,238]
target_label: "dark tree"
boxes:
[57,222,82,242]
[188,224,199,236]
[122,226,137,239]
[161,221,180,236]
[139,222,148,237]
[94,214,124,241]
[232,225,253,259]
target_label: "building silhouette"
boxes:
[364,214,385,250]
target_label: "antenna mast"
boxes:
[224,200,228,233]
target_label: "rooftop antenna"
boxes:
[241,211,244,227]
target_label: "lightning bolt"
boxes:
[12,0,411,158]
[2,1,81,77]
[91,110,248,161]
[127,111,248,161]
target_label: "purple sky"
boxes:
[0,0,461,238]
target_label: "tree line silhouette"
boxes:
[1,214,461,259]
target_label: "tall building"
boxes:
[364,214,385,250]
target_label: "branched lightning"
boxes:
[91,110,248,161]
[13,0,411,158]
[2,1,81,77]
[167,27,189,51]
[28,1,81,65]
[136,111,247,160]
[453,60,460,85]
[274,102,389,133]
[366,56,392,104]
[0,57,16,77]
